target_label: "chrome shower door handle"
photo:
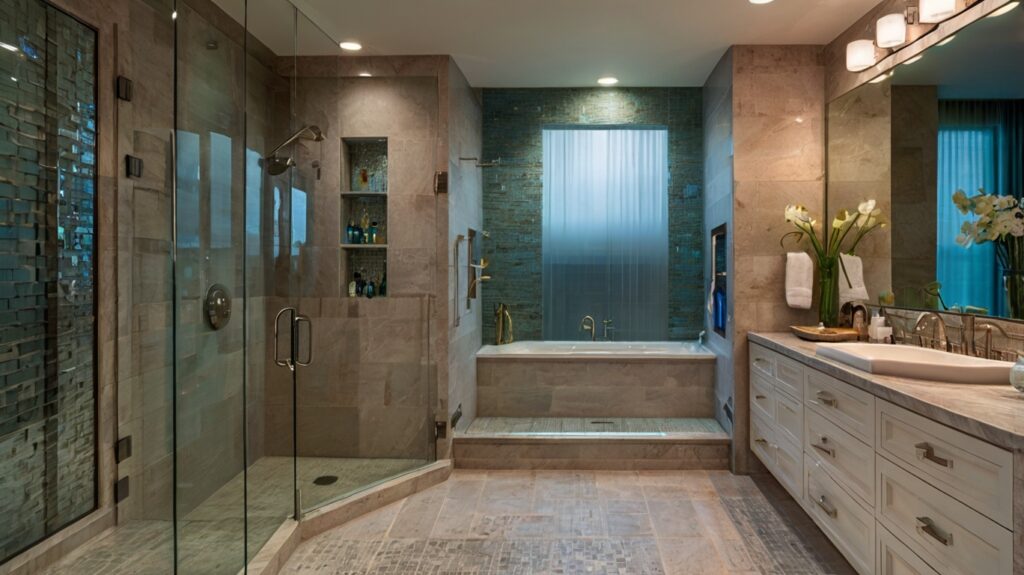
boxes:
[274,307,297,371]
[295,315,313,367]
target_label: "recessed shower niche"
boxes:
[341,137,388,297]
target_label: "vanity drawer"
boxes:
[750,371,774,423]
[774,434,803,502]
[774,353,804,398]
[805,454,875,575]
[805,408,874,506]
[876,400,1012,529]
[750,344,776,380]
[750,412,775,469]
[877,524,940,575]
[805,370,874,445]
[876,456,1013,575]
[774,388,802,446]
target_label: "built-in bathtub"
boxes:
[476,341,716,418]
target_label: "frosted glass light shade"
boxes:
[876,13,908,48]
[846,40,876,72]
[920,0,957,23]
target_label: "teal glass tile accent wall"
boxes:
[482,88,704,341]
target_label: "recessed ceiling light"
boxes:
[339,41,362,51]
[358,72,372,77]
[749,0,774,4]
[0,42,17,52]
[937,34,957,46]
[171,10,177,20]
[9,76,16,82]
[903,55,924,66]
[597,76,619,86]
[988,1,1020,17]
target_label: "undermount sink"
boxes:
[815,343,1013,385]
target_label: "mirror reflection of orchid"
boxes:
[953,188,1024,318]
[782,200,886,326]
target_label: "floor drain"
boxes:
[313,475,338,486]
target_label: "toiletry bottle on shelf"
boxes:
[366,280,376,299]
[346,219,355,244]
[354,271,364,296]
[348,275,357,298]
[359,168,369,190]
[713,284,726,332]
[379,272,387,297]
[360,209,370,244]
[370,222,379,244]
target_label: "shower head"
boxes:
[263,125,325,174]
[264,155,296,176]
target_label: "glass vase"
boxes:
[818,256,840,327]
[1004,270,1024,320]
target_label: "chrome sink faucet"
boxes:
[912,311,949,352]
[580,315,596,341]
[974,320,1009,360]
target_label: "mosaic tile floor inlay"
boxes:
[281,469,856,575]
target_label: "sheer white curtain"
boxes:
[937,127,998,313]
[542,127,669,341]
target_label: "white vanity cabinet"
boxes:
[749,342,1016,575]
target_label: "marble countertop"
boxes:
[749,332,1024,452]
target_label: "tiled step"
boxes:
[453,417,730,470]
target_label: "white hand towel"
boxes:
[839,253,869,305]
[786,252,813,310]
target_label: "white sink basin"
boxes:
[815,343,1013,385]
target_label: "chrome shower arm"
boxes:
[267,125,324,158]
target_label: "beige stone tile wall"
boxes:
[728,46,826,473]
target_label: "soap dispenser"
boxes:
[1011,357,1024,392]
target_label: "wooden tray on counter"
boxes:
[790,325,860,342]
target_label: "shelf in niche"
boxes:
[341,243,388,250]
[341,191,388,197]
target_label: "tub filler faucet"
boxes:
[580,315,596,341]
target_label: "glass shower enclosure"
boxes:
[0,0,439,572]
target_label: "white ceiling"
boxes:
[232,0,881,87]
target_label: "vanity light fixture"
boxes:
[9,76,16,82]
[876,13,908,48]
[358,72,372,77]
[339,41,362,51]
[919,0,957,23]
[903,54,925,65]
[597,76,619,86]
[846,39,877,72]
[748,0,774,4]
[988,1,1020,17]
[0,42,17,52]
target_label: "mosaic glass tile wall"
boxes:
[0,0,97,561]
[481,89,704,341]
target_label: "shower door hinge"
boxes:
[125,155,143,178]
[114,477,130,503]
[116,76,133,101]
[434,171,448,194]
[434,421,448,440]
[115,436,132,463]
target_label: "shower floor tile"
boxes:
[462,416,725,437]
[41,456,430,575]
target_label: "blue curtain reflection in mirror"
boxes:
[541,127,669,341]
[937,101,1024,316]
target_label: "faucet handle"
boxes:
[602,319,613,325]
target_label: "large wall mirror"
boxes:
[827,2,1024,320]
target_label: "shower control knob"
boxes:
[205,284,232,330]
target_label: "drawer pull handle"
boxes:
[916,516,953,547]
[914,443,953,468]
[814,495,838,518]
[754,438,768,445]
[815,391,837,408]
[811,437,836,458]
[753,357,771,370]
[755,394,767,400]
